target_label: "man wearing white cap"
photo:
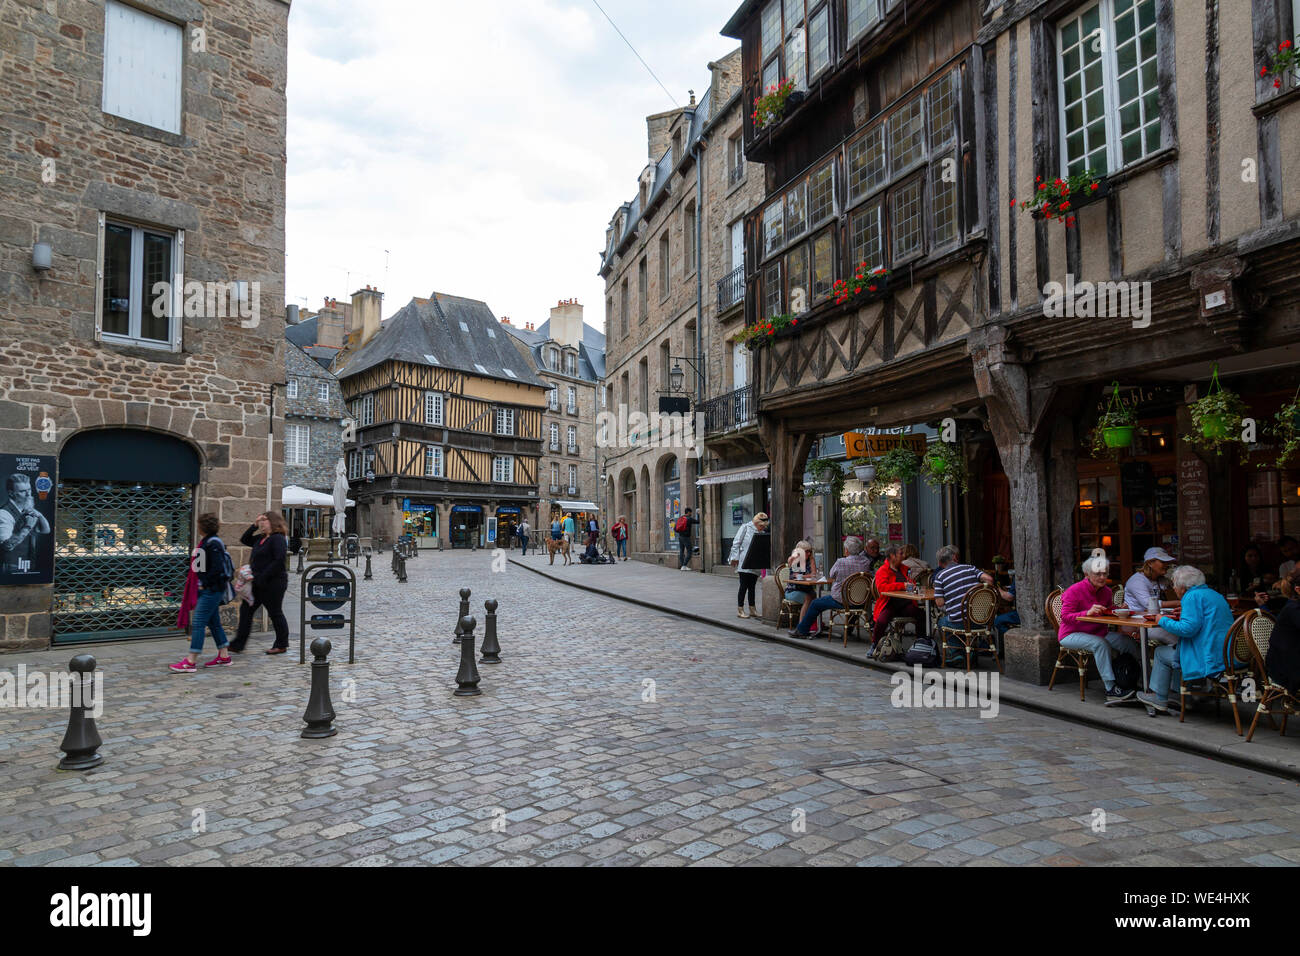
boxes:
[1124,547,1180,646]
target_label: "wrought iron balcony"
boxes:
[702,383,756,435]
[717,266,745,313]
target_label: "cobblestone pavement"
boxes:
[1,549,1298,867]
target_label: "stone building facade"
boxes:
[284,341,347,493]
[502,301,606,532]
[0,0,290,651]
[599,47,766,568]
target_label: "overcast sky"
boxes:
[285,0,743,335]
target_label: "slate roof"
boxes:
[336,292,545,388]
[502,320,606,384]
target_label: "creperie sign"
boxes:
[843,432,928,458]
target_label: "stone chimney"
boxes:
[352,285,384,347]
[316,297,345,349]
[646,107,685,162]
[549,298,583,349]
[500,316,512,325]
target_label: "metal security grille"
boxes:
[53,480,193,643]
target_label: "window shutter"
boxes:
[102,0,183,134]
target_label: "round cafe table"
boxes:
[1078,612,1167,692]
[886,587,938,637]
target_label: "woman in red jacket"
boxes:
[872,544,918,638]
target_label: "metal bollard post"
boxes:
[397,553,408,583]
[480,599,502,664]
[301,637,338,738]
[453,587,471,644]
[58,654,103,771]
[454,616,481,697]
[296,547,305,575]
[364,550,373,580]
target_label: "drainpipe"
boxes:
[266,383,274,510]
[692,131,706,572]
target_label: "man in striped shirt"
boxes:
[932,545,1010,630]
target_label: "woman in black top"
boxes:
[1265,572,1300,694]
[229,510,291,654]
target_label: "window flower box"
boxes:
[1015,171,1108,227]
[752,79,795,130]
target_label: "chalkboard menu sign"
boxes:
[1178,457,1213,563]
[1121,461,1154,509]
[1154,475,1178,524]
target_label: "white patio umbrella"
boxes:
[331,458,349,537]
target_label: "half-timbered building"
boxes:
[722,0,1300,666]
[334,291,548,550]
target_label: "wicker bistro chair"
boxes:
[1179,611,1251,731]
[775,564,804,629]
[1239,611,1294,742]
[938,584,1002,672]
[827,572,874,647]
[1045,586,1097,701]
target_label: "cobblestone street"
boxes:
[1,550,1298,867]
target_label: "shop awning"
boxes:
[555,500,598,511]
[283,485,354,508]
[695,464,769,487]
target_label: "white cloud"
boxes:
[286,0,741,333]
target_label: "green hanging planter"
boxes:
[1102,425,1135,448]
[928,454,948,474]
[1201,413,1231,441]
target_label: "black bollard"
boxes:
[454,615,481,696]
[480,599,502,664]
[364,550,373,580]
[296,547,305,575]
[301,637,338,738]
[58,655,103,771]
[397,554,408,583]
[452,587,471,645]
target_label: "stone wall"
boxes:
[0,0,290,651]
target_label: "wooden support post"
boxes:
[1047,405,1081,592]
[758,416,813,564]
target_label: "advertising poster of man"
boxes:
[0,454,56,586]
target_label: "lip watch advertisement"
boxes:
[0,454,56,586]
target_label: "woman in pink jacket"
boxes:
[1058,549,1139,705]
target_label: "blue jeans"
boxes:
[519,534,528,555]
[616,538,627,558]
[796,595,843,634]
[994,611,1020,637]
[1060,630,1131,690]
[190,587,229,654]
[1149,643,1180,702]
[678,536,692,569]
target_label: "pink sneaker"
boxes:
[169,658,197,674]
[204,654,233,667]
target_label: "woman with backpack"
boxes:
[229,510,291,655]
[729,512,768,618]
[170,513,233,673]
[612,515,629,561]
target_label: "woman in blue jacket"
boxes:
[1137,565,1237,714]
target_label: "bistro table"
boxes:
[1078,613,1166,692]
[887,587,938,637]
[786,574,835,636]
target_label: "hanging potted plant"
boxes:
[850,457,877,482]
[752,78,796,130]
[1262,38,1298,91]
[805,457,847,499]
[737,312,798,349]
[832,264,890,305]
[870,446,922,494]
[1184,364,1250,458]
[1013,169,1107,227]
[921,441,968,493]
[1268,386,1300,469]
[1088,381,1137,458]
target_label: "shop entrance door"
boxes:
[450,510,481,549]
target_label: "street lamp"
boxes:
[668,355,703,393]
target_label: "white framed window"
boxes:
[425,445,443,478]
[565,353,577,376]
[424,391,444,426]
[286,379,298,399]
[547,348,559,370]
[358,394,374,426]
[551,462,559,490]
[567,426,577,452]
[362,447,375,477]
[493,455,514,483]
[286,424,310,466]
[846,0,882,45]
[568,464,578,491]
[102,0,183,134]
[891,178,925,262]
[548,386,559,410]
[348,450,361,480]
[98,217,182,350]
[567,386,577,413]
[316,382,329,402]
[600,417,609,443]
[850,202,884,271]
[495,408,515,435]
[1057,0,1161,177]
[808,5,830,78]
[550,423,560,450]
